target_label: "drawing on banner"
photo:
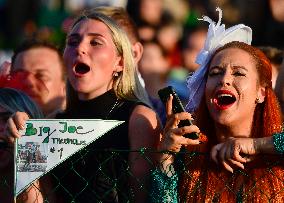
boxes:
[17,142,48,172]
[15,119,124,197]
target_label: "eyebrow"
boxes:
[231,65,248,72]
[67,33,104,38]
[209,65,248,72]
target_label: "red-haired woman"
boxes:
[151,39,284,203]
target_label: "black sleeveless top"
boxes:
[50,90,144,203]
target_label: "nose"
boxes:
[219,70,232,86]
[76,41,87,56]
[23,72,37,88]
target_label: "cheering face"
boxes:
[63,19,123,100]
[12,47,65,115]
[205,48,265,126]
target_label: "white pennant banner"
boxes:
[14,119,124,196]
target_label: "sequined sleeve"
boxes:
[273,132,284,154]
[149,167,178,203]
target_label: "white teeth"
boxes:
[217,94,233,98]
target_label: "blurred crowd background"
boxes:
[0,0,283,103]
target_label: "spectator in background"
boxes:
[156,15,183,67]
[166,25,207,105]
[135,0,164,27]
[258,46,283,89]
[139,40,169,99]
[0,88,44,203]
[182,25,207,73]
[10,40,66,117]
[127,0,171,42]
[139,39,170,124]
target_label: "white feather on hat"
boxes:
[185,7,252,112]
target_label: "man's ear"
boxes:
[132,42,143,64]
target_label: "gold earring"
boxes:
[256,98,260,103]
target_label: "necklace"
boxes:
[105,98,121,119]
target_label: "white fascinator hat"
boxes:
[185,7,252,112]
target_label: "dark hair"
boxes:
[181,24,208,50]
[0,87,43,119]
[258,46,283,69]
[11,39,66,80]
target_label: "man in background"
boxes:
[11,40,66,117]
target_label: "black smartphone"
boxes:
[158,86,199,139]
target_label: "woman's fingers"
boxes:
[164,112,193,131]
[227,159,244,170]
[6,117,20,140]
[218,146,236,173]
[14,111,29,129]
[160,124,200,152]
[230,148,247,163]
[211,140,247,172]
[221,158,244,173]
[211,143,222,164]
[165,94,173,118]
[182,137,200,145]
[162,96,198,153]
[5,112,29,143]
[221,161,234,173]
[171,124,199,136]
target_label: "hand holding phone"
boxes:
[158,86,199,139]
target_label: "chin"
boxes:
[210,112,235,126]
[71,82,89,92]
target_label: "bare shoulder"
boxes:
[128,104,161,149]
[129,104,160,127]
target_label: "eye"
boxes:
[37,74,50,82]
[90,39,102,46]
[234,72,245,76]
[208,67,223,76]
[66,37,80,46]
[233,70,246,77]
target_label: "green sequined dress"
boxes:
[149,168,178,203]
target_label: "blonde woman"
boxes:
[7,11,161,202]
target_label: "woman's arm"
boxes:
[131,95,200,202]
[17,180,43,203]
[128,104,161,202]
[211,133,284,172]
[157,95,200,169]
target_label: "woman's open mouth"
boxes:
[73,63,91,76]
[213,90,236,110]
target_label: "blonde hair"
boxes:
[66,11,151,110]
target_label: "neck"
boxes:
[214,117,253,142]
[78,86,113,101]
